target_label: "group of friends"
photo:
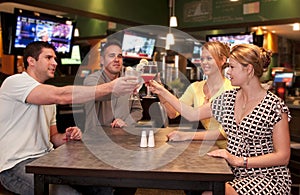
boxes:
[0,39,292,195]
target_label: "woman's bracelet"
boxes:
[243,157,248,168]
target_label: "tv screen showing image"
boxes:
[206,33,253,47]
[61,45,82,65]
[273,72,294,87]
[191,43,202,64]
[12,8,76,57]
[193,44,201,55]
[271,67,287,77]
[122,31,156,60]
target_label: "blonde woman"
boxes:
[159,41,234,149]
[150,44,291,194]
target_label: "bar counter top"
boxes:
[26,126,233,194]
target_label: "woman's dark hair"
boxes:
[23,41,56,69]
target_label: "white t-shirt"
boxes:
[0,72,54,172]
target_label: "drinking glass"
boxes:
[125,67,144,100]
[142,62,158,98]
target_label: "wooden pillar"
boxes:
[1,55,15,75]
[0,28,15,75]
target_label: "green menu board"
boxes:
[178,0,300,28]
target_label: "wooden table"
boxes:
[26,126,233,195]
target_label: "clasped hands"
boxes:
[111,118,127,128]
[64,126,82,141]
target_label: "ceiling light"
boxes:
[74,28,80,37]
[169,0,177,27]
[256,27,263,35]
[293,23,300,31]
[169,16,177,27]
[166,33,175,45]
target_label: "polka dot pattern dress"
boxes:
[211,89,292,195]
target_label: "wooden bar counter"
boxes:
[26,126,233,195]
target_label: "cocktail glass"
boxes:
[125,67,144,100]
[142,63,158,98]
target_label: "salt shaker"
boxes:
[140,130,148,148]
[147,130,155,147]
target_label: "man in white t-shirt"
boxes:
[0,41,138,194]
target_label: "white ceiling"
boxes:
[252,24,300,41]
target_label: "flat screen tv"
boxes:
[121,31,156,60]
[193,44,201,55]
[191,42,202,64]
[206,32,254,47]
[61,45,82,65]
[271,67,287,77]
[12,8,76,57]
[273,72,294,88]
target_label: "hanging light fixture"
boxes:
[166,0,176,49]
[169,16,177,27]
[165,25,175,50]
[169,0,177,27]
[166,32,175,45]
[73,15,80,37]
[74,28,80,37]
[256,26,263,35]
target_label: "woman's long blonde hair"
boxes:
[202,41,230,69]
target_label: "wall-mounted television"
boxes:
[193,44,202,55]
[206,32,254,47]
[121,31,156,60]
[61,45,82,65]
[12,8,76,57]
[191,42,202,64]
[271,67,289,77]
[273,72,294,88]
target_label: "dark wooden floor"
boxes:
[136,189,185,195]
[0,184,14,195]
[1,184,185,195]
